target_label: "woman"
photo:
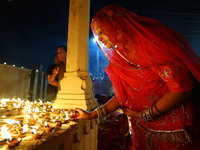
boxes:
[72,5,200,150]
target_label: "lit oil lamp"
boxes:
[17,124,28,138]
[62,111,69,124]
[39,113,45,118]
[55,122,62,129]
[0,98,74,145]
[15,123,28,138]
[31,129,44,139]
[6,138,22,147]
[42,121,53,133]
[33,107,40,115]
[45,112,50,116]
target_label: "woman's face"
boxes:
[93,21,113,49]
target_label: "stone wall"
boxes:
[35,120,98,150]
[0,64,31,99]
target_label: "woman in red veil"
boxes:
[72,5,200,150]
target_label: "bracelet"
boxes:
[149,104,156,120]
[95,105,109,121]
[140,110,147,122]
[95,108,100,123]
[140,105,156,123]
[153,102,163,116]
[101,106,106,116]
[101,105,109,115]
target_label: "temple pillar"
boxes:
[53,0,98,111]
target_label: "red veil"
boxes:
[91,4,200,82]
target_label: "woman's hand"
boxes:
[71,108,92,120]
[121,107,140,118]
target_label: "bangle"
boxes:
[140,107,155,123]
[94,105,109,122]
[101,105,109,116]
[149,104,156,120]
[95,108,100,123]
[140,102,164,123]
[140,110,147,122]
[153,102,163,116]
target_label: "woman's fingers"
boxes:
[121,107,140,118]
[72,108,89,119]
[70,108,81,119]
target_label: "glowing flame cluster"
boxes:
[0,98,72,142]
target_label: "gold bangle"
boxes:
[101,105,108,117]
[95,109,100,123]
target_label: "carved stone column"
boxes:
[53,0,98,111]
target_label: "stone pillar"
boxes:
[53,0,98,111]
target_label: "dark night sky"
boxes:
[0,0,69,69]
[0,0,200,72]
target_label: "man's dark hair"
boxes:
[57,45,67,52]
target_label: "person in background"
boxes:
[101,72,114,99]
[95,93,131,150]
[56,45,67,85]
[57,45,67,65]
[71,5,200,150]
[46,53,60,102]
[46,45,67,100]
[90,73,103,95]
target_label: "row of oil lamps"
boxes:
[0,98,75,148]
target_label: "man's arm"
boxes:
[47,74,58,87]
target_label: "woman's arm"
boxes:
[153,90,193,116]
[73,96,121,120]
[124,90,193,118]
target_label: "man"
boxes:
[46,54,60,101]
[46,45,67,101]
[57,45,67,65]
[56,45,67,83]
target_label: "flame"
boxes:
[44,121,48,127]
[17,98,22,102]
[1,125,12,140]
[31,129,37,135]
[23,124,28,133]
[39,100,43,105]
[27,106,31,114]
[1,99,7,105]
[13,103,21,108]
[4,119,20,125]
[70,111,73,115]
[31,126,39,134]
[33,107,40,113]
[65,112,69,120]
[47,101,51,104]
[33,114,38,119]
[38,120,43,124]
